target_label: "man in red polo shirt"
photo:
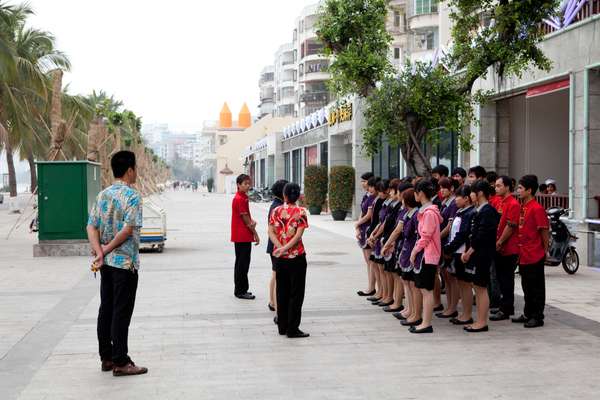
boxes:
[490,176,520,321]
[231,174,260,299]
[512,175,549,328]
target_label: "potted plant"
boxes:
[207,177,214,193]
[329,166,355,221]
[303,165,328,215]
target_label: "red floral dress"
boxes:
[269,204,309,259]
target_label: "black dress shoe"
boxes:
[268,303,276,312]
[511,314,527,323]
[367,296,380,302]
[401,319,422,327]
[433,304,444,312]
[409,325,433,334]
[383,305,404,312]
[358,289,376,297]
[378,300,394,307]
[490,311,510,321]
[436,311,458,319]
[524,319,544,328]
[450,318,473,325]
[393,312,407,320]
[287,330,310,338]
[235,293,255,300]
[464,325,489,332]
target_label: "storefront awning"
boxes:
[526,78,570,98]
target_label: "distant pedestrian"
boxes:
[512,175,549,328]
[231,174,260,300]
[267,179,288,313]
[86,150,148,376]
[269,183,310,338]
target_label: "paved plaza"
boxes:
[2,191,600,399]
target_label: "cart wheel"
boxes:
[562,248,579,275]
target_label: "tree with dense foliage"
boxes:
[449,0,559,91]
[317,0,559,176]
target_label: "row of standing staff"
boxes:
[354,166,550,334]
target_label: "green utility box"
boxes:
[37,161,101,241]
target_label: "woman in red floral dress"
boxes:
[268,182,310,338]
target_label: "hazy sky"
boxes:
[27,0,316,132]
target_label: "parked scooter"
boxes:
[545,207,579,274]
[248,187,263,203]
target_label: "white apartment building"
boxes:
[258,65,275,117]
[273,42,297,117]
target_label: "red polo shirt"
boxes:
[518,199,549,265]
[496,194,520,256]
[231,191,254,243]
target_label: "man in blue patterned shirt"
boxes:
[87,150,148,377]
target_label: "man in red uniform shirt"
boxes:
[231,174,260,299]
[512,175,549,328]
[490,176,520,321]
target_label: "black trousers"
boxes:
[275,255,307,335]
[520,259,546,320]
[98,265,139,366]
[488,260,502,308]
[234,242,252,296]
[495,253,518,315]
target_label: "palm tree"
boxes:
[0,3,70,196]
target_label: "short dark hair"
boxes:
[468,165,487,179]
[452,167,467,179]
[456,185,472,199]
[375,179,390,193]
[402,188,419,208]
[438,177,452,190]
[398,182,413,193]
[519,174,539,196]
[497,175,514,192]
[472,179,492,198]
[111,150,136,178]
[236,174,251,185]
[361,172,374,181]
[283,182,301,203]
[271,179,288,199]
[367,176,379,188]
[415,179,435,199]
[389,178,401,192]
[432,165,449,177]
[486,171,498,185]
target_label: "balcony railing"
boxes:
[541,0,600,35]
[300,91,329,103]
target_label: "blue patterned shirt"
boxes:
[87,182,143,270]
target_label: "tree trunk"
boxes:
[401,116,432,177]
[3,135,17,197]
[27,150,37,193]
[48,69,66,161]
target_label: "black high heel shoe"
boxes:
[268,303,275,312]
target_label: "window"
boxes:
[415,0,438,15]
[320,142,328,169]
[292,149,302,184]
[394,47,401,59]
[389,146,400,179]
[426,31,435,50]
[259,158,266,188]
[305,145,318,167]
[284,152,291,181]
[394,10,401,27]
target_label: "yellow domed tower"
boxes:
[219,102,232,128]
[238,102,251,129]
